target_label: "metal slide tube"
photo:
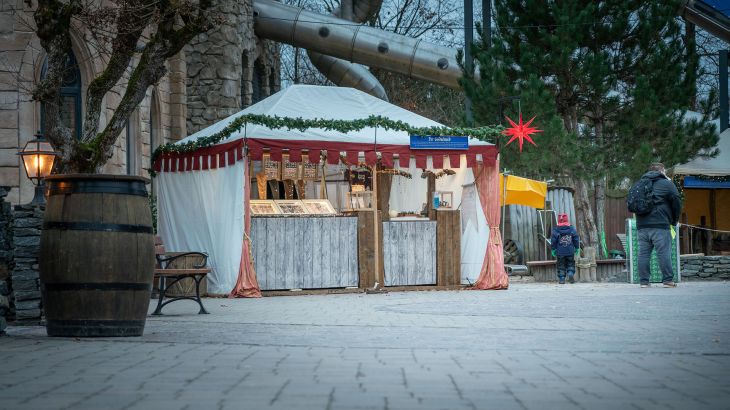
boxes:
[306,0,388,100]
[307,52,389,99]
[253,0,463,90]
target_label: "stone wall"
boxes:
[0,186,12,333]
[10,203,43,322]
[186,0,280,134]
[681,255,730,280]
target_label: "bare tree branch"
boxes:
[29,0,214,173]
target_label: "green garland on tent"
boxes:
[150,114,503,165]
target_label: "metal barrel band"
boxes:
[45,179,148,197]
[43,221,153,234]
[43,282,152,291]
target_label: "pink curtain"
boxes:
[471,159,509,290]
[230,155,262,298]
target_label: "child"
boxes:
[550,213,580,284]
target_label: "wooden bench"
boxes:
[152,236,211,315]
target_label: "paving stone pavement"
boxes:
[1,282,730,410]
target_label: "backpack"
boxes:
[627,177,655,215]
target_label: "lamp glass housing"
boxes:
[19,139,57,184]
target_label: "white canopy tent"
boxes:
[155,85,497,294]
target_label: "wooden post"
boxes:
[425,172,436,220]
[681,213,689,254]
[700,216,709,255]
[436,210,461,286]
[371,165,383,287]
[357,211,376,288]
[709,190,716,255]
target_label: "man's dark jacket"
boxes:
[635,171,681,230]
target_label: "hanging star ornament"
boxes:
[502,113,542,152]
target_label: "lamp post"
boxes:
[501,170,510,237]
[17,132,60,205]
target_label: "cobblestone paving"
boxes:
[1,282,729,410]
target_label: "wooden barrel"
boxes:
[40,174,155,337]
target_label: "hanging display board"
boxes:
[301,156,319,180]
[263,153,281,180]
[626,218,680,283]
[282,154,299,180]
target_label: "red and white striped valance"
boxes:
[153,138,497,173]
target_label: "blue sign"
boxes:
[684,176,730,189]
[410,135,469,150]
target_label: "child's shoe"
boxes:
[558,277,565,284]
[568,274,575,284]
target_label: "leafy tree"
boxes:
[462,0,718,254]
[30,0,213,173]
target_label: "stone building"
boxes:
[0,0,280,205]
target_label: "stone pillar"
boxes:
[10,204,43,323]
[186,0,253,134]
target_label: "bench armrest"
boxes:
[156,252,209,269]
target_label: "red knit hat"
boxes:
[557,214,570,226]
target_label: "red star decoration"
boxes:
[502,113,542,152]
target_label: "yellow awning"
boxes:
[499,174,548,209]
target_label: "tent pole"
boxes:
[372,126,382,288]
[501,168,508,239]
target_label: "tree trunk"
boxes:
[593,113,606,259]
[561,113,599,253]
[595,176,606,258]
[573,177,598,253]
[294,47,300,84]
[32,0,212,174]
[684,19,697,111]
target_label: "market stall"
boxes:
[153,85,506,295]
[674,124,730,255]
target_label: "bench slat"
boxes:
[154,269,211,276]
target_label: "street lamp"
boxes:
[17,132,60,205]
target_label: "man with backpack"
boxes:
[627,163,682,288]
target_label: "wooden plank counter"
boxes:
[382,220,437,286]
[251,216,358,290]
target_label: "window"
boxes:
[126,117,137,175]
[40,52,82,139]
[149,94,159,162]
[241,53,250,108]
[252,58,265,104]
